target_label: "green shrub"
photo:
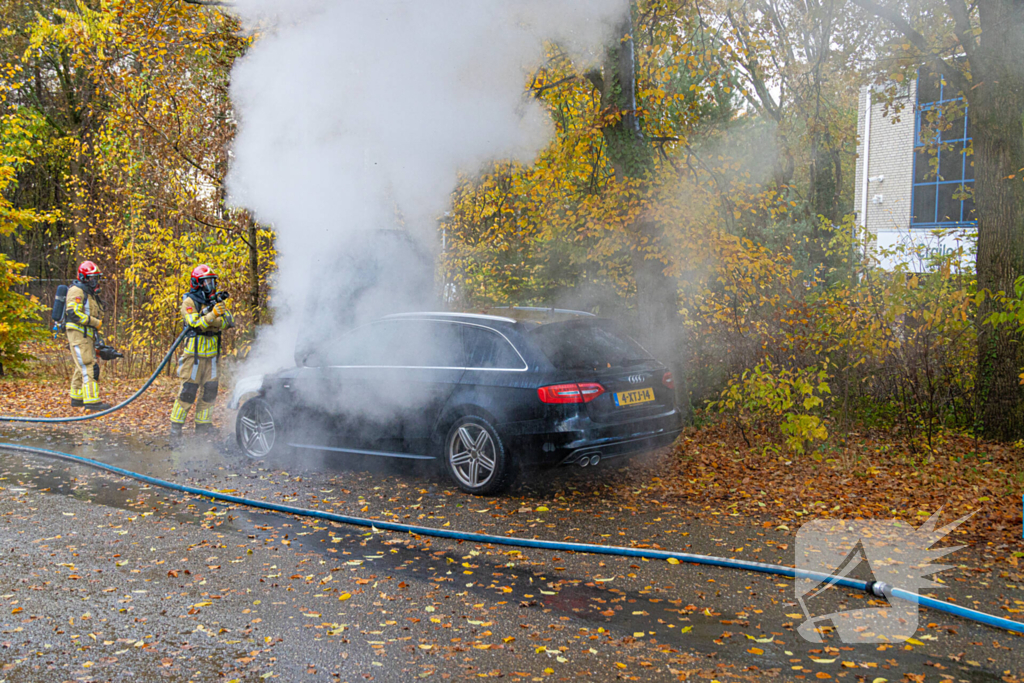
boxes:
[0,255,45,375]
[710,359,831,454]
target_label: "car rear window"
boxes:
[528,319,653,371]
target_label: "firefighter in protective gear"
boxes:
[66,261,113,411]
[170,265,233,437]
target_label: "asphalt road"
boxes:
[0,425,1020,682]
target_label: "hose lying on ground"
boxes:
[0,441,1019,636]
[0,330,187,423]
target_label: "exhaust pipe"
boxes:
[578,456,589,467]
[589,454,600,467]
[576,452,601,468]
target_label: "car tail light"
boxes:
[538,382,606,404]
[662,371,675,390]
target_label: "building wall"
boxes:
[853,82,916,236]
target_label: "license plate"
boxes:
[613,387,655,407]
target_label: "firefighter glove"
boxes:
[213,302,226,317]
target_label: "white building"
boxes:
[854,73,976,271]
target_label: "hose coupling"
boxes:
[865,580,890,598]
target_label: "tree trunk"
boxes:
[632,241,691,421]
[68,154,90,259]
[248,217,260,325]
[971,0,1024,439]
[590,12,690,419]
[853,0,1024,440]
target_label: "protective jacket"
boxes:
[171,291,233,427]
[65,281,104,405]
[181,292,233,358]
[65,282,103,337]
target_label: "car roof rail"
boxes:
[382,311,518,323]
[487,305,596,318]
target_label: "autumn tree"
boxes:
[712,0,875,271]
[849,0,1024,440]
[1,0,273,366]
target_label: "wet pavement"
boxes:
[0,424,1020,682]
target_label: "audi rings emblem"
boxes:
[627,374,646,384]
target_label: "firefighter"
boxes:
[66,261,112,411]
[170,264,233,438]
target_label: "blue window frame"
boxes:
[911,70,975,228]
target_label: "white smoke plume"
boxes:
[226,0,628,374]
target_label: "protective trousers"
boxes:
[67,329,100,404]
[170,356,219,425]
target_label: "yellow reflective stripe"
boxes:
[69,387,82,400]
[170,400,189,423]
[195,407,212,424]
[183,335,219,357]
[83,381,99,404]
[184,307,209,330]
[66,323,95,337]
[68,299,91,325]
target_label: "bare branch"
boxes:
[530,75,578,99]
[943,0,980,69]
[181,0,234,6]
[850,0,971,96]
[726,9,783,122]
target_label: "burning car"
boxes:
[231,308,683,495]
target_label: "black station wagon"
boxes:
[232,309,683,494]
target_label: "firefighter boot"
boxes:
[194,423,216,438]
[83,401,113,412]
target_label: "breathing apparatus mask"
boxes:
[81,273,101,293]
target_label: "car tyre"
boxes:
[236,397,286,460]
[443,416,514,495]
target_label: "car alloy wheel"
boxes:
[448,421,497,489]
[237,398,276,459]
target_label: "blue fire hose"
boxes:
[0,330,187,423]
[0,441,1019,636]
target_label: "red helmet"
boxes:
[190,264,218,295]
[77,261,102,291]
[78,260,101,280]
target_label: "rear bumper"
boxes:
[504,408,683,468]
[555,427,682,466]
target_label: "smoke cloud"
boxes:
[226,0,628,374]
